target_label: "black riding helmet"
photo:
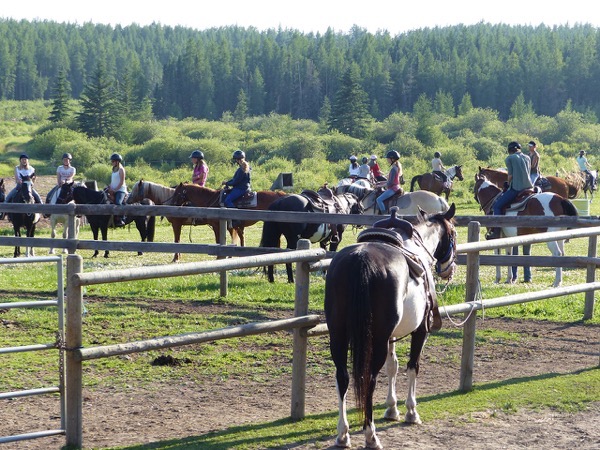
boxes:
[507,141,521,152]
[232,150,245,160]
[434,151,441,158]
[190,150,204,159]
[110,153,123,162]
[62,153,72,160]
[386,150,400,160]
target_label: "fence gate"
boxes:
[0,256,66,444]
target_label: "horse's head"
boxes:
[454,165,464,181]
[172,182,192,206]
[427,203,458,280]
[17,176,35,204]
[473,173,500,209]
[127,179,144,204]
[56,182,75,204]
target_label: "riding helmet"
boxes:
[19,154,29,160]
[349,155,357,161]
[232,150,245,160]
[386,150,400,160]
[362,157,368,164]
[434,151,441,158]
[507,141,521,151]
[62,153,73,160]
[110,153,123,162]
[190,150,204,159]
[370,154,377,160]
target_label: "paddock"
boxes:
[0,202,598,448]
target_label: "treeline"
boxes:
[3,19,600,121]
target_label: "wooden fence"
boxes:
[1,202,598,448]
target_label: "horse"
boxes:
[8,176,41,257]
[325,205,457,449]
[57,182,157,258]
[170,182,287,259]
[582,170,597,199]
[474,173,578,287]
[47,187,80,254]
[477,166,572,199]
[260,190,363,283]
[0,178,5,219]
[410,165,464,200]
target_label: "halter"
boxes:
[433,218,457,280]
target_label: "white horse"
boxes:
[48,188,80,254]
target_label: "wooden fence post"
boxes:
[291,239,311,419]
[65,254,83,448]
[584,234,597,320]
[219,218,228,297]
[459,221,480,392]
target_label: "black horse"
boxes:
[8,176,41,257]
[260,189,363,283]
[58,182,156,257]
[325,205,457,448]
[0,178,5,218]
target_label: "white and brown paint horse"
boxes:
[474,173,578,287]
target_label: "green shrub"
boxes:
[322,131,363,161]
[28,128,86,158]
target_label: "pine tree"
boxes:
[328,65,372,138]
[76,64,122,138]
[48,69,71,123]
[233,89,248,122]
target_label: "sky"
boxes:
[1,0,598,35]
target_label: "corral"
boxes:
[0,202,598,448]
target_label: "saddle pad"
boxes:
[234,191,258,208]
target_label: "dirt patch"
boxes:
[1,298,598,449]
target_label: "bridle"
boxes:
[433,217,457,280]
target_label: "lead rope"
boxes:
[436,276,484,327]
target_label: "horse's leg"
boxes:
[548,240,564,287]
[494,247,502,283]
[134,218,146,256]
[101,223,109,258]
[405,323,428,425]
[364,340,388,449]
[27,223,36,257]
[13,226,20,258]
[172,222,182,262]
[330,332,351,448]
[91,223,100,258]
[523,244,532,282]
[509,246,518,284]
[49,218,57,254]
[383,340,400,421]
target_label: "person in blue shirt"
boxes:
[222,150,251,208]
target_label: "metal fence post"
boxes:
[65,254,83,448]
[459,221,480,392]
[291,239,311,419]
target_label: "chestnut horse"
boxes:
[477,166,574,199]
[325,206,457,449]
[474,173,578,287]
[170,182,287,254]
[410,165,464,200]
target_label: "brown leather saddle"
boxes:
[222,190,257,208]
[357,209,442,333]
[300,186,340,214]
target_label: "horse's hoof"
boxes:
[405,411,422,425]
[334,435,351,448]
[383,407,400,421]
[137,252,143,256]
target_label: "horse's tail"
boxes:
[410,175,421,192]
[347,251,376,419]
[562,199,579,217]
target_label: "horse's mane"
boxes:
[132,180,175,204]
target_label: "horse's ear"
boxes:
[444,203,456,220]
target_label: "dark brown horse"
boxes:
[410,165,464,199]
[170,182,287,259]
[325,206,457,448]
[477,166,574,199]
[474,173,578,287]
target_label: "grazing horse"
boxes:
[410,165,464,200]
[47,187,80,254]
[325,205,457,449]
[8,176,41,257]
[474,173,578,287]
[260,190,363,283]
[477,166,572,199]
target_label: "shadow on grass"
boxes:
[109,366,599,450]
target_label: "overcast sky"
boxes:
[2,0,598,34]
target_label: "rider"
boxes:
[357,156,371,181]
[368,154,386,182]
[5,154,42,204]
[46,153,76,206]
[486,141,533,240]
[577,150,596,188]
[108,153,127,227]
[348,155,360,178]
[528,141,540,185]
[376,150,403,214]
[222,150,251,208]
[190,149,209,186]
[431,151,448,183]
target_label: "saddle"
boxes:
[504,189,537,213]
[300,186,340,214]
[357,209,442,332]
[534,177,551,190]
[220,190,258,208]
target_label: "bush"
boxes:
[28,128,86,159]
[322,131,363,161]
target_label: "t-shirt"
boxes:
[506,152,533,191]
[577,155,589,171]
[15,165,35,183]
[432,157,443,172]
[357,164,371,178]
[57,165,76,183]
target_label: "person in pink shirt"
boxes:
[190,150,209,186]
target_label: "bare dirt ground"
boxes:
[1,298,599,450]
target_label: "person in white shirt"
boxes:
[577,150,596,187]
[348,155,360,177]
[46,153,76,205]
[108,153,127,227]
[431,151,448,183]
[5,154,42,204]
